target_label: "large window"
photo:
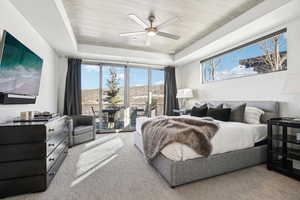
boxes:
[81,64,100,116]
[202,29,287,83]
[81,64,165,133]
[150,69,165,117]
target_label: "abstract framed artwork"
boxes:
[201,28,287,83]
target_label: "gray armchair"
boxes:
[68,115,96,147]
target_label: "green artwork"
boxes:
[0,31,43,96]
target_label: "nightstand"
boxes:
[267,118,300,181]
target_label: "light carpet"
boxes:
[4,132,300,200]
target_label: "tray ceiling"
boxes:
[63,0,264,54]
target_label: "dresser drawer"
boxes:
[0,160,45,180]
[47,131,67,156]
[0,126,45,144]
[46,117,68,139]
[47,145,68,187]
[0,175,46,198]
[0,143,45,162]
[47,137,68,171]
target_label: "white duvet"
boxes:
[135,116,267,161]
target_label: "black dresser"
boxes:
[0,116,69,198]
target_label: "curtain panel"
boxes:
[64,58,82,115]
[164,66,179,116]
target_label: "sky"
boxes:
[203,33,287,82]
[81,65,164,90]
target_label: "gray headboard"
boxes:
[197,100,280,123]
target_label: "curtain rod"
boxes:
[64,56,168,69]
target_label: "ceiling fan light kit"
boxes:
[120,14,180,45]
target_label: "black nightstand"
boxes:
[267,118,300,181]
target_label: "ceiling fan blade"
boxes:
[157,31,180,40]
[120,31,146,36]
[145,36,151,46]
[156,17,179,30]
[128,14,148,29]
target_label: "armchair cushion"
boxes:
[71,115,94,127]
[73,125,94,136]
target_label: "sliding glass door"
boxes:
[128,67,149,129]
[81,64,101,130]
[150,69,165,117]
[100,65,125,131]
[81,64,165,133]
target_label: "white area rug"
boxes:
[4,133,300,200]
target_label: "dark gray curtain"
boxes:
[64,58,82,115]
[164,66,179,116]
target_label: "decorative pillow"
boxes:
[244,106,264,124]
[207,107,231,122]
[190,104,208,117]
[223,103,246,122]
[194,102,206,108]
[207,103,223,109]
[195,102,223,109]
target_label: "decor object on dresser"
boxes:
[68,115,96,147]
[176,88,193,109]
[267,118,300,181]
[0,116,69,198]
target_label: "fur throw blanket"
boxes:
[141,116,219,161]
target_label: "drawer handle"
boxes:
[48,128,55,132]
[48,143,55,147]
[49,172,56,176]
[49,158,55,161]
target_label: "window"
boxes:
[202,29,287,83]
[81,64,165,133]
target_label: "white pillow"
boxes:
[244,106,264,124]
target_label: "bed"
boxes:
[134,100,280,187]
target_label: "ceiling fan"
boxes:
[120,14,180,45]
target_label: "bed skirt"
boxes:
[149,145,267,187]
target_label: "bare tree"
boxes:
[259,35,287,71]
[206,58,221,80]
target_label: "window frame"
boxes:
[201,28,287,83]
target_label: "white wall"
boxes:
[57,56,68,114]
[176,16,300,117]
[0,1,59,122]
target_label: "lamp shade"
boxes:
[176,88,194,99]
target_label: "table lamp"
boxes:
[176,88,194,109]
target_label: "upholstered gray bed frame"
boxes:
[147,100,280,187]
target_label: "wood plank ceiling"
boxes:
[63,0,264,54]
